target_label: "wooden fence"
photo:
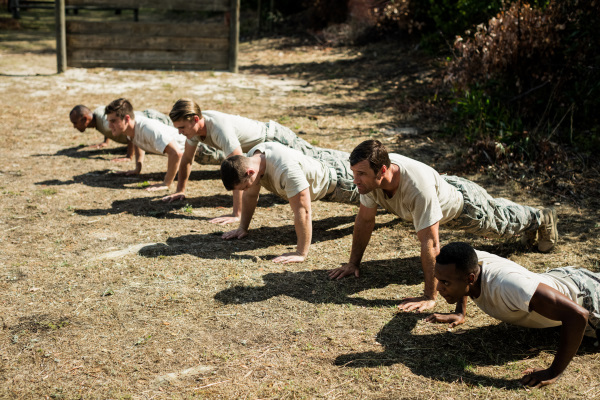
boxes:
[56,0,239,72]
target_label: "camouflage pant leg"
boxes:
[547,266,600,338]
[265,121,321,157]
[141,109,173,127]
[193,144,227,165]
[315,149,359,205]
[442,175,542,238]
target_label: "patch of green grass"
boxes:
[40,188,57,196]
[134,335,152,346]
[181,204,193,213]
[137,181,150,188]
[310,139,319,146]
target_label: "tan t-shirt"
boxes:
[249,142,333,201]
[92,106,134,144]
[187,110,267,156]
[473,250,581,329]
[130,116,186,155]
[360,153,463,232]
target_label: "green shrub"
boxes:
[446,0,600,160]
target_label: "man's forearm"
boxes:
[348,215,375,266]
[175,158,193,193]
[549,314,587,377]
[294,206,312,257]
[163,152,182,186]
[455,296,467,316]
[238,190,259,231]
[231,190,243,218]
[420,245,438,300]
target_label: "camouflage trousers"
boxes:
[193,120,324,165]
[442,175,542,238]
[141,109,173,127]
[547,266,600,338]
[317,149,359,205]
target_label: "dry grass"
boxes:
[1,7,599,400]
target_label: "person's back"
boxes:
[361,152,463,232]
[190,110,267,155]
[132,116,185,155]
[474,250,584,329]
[93,107,173,144]
[252,142,333,201]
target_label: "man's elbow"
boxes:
[577,307,589,326]
[567,306,589,333]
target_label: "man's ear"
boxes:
[124,114,131,123]
[467,272,477,285]
[377,165,387,179]
[193,115,200,123]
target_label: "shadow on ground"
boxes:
[138,215,402,260]
[334,312,600,388]
[213,255,422,307]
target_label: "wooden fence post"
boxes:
[55,0,67,73]
[229,0,240,73]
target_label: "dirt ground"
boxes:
[1,12,600,400]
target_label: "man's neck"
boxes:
[198,118,207,139]
[469,268,482,299]
[124,119,136,138]
[257,154,266,177]
[380,163,400,197]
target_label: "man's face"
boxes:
[434,263,470,304]
[173,118,198,140]
[351,160,382,194]
[233,173,257,191]
[70,113,89,132]
[107,112,127,135]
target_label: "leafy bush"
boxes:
[446,0,600,161]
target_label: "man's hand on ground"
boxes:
[520,367,560,388]
[398,296,436,313]
[328,263,360,280]
[222,228,248,240]
[88,142,109,149]
[162,193,186,203]
[209,214,240,225]
[425,312,465,328]
[273,252,306,264]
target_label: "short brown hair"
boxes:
[220,155,250,191]
[169,98,202,123]
[105,98,134,120]
[349,140,390,174]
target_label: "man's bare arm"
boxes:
[210,147,245,225]
[273,188,312,264]
[146,141,183,191]
[520,283,588,387]
[398,222,440,313]
[328,204,377,279]
[162,142,197,202]
[222,181,261,240]
[116,144,144,175]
